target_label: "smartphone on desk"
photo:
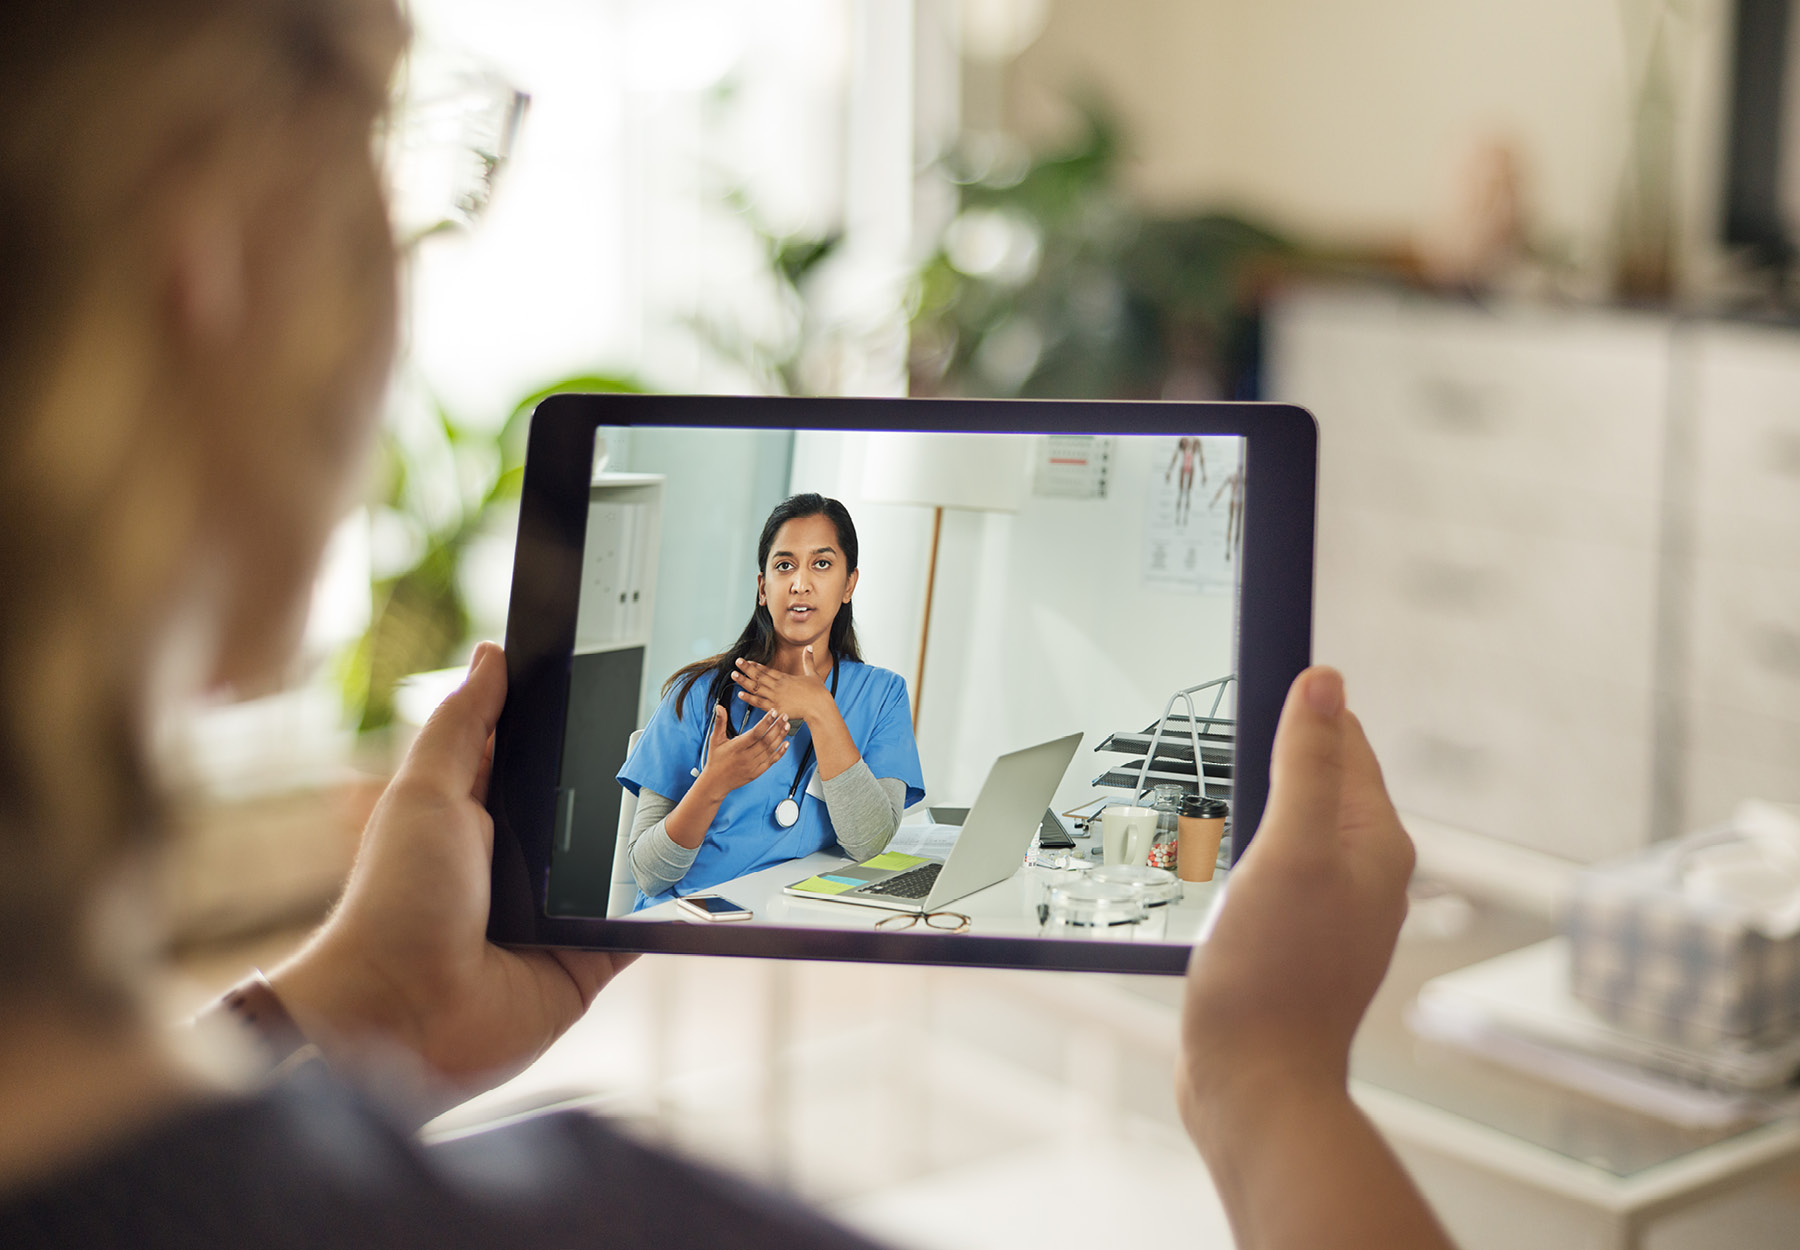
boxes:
[675,895,754,922]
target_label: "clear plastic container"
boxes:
[1042,879,1149,940]
[1090,864,1182,907]
[1027,858,1093,925]
[1089,864,1179,939]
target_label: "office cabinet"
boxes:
[1684,325,1800,829]
[550,473,665,917]
[1273,288,1800,859]
[1268,289,1669,861]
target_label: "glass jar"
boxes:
[1041,879,1148,940]
[1147,784,1185,871]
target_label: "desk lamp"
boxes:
[861,431,1029,727]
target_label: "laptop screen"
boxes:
[540,423,1243,949]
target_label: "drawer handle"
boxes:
[1762,428,1800,480]
[1416,376,1502,435]
[1403,558,1494,612]
[1751,624,1800,679]
[1406,732,1489,787]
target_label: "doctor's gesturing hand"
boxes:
[656,704,793,852]
[732,647,836,723]
[698,704,791,800]
[733,645,863,785]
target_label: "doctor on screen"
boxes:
[617,493,925,910]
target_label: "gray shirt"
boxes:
[627,759,906,898]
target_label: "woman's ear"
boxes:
[757,572,766,606]
[842,568,859,602]
[165,194,247,354]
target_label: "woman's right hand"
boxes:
[697,703,790,798]
[1175,667,1450,1250]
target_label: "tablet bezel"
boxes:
[486,394,1315,975]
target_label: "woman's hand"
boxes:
[695,701,790,800]
[269,642,635,1101]
[1176,667,1449,1250]
[1179,666,1413,1132]
[731,646,835,723]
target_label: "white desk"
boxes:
[628,847,1225,944]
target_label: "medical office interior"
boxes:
[157,0,1800,1247]
[547,423,1241,931]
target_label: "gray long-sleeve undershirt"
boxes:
[626,759,906,899]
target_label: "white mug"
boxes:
[1101,805,1156,866]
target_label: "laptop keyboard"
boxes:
[860,863,941,899]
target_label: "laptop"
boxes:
[782,733,1082,913]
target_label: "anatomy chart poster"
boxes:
[1141,436,1242,595]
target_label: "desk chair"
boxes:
[607,730,643,917]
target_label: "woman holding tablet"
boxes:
[0,3,1449,1246]
[618,494,925,909]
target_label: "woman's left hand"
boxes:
[731,647,836,723]
[269,642,634,1102]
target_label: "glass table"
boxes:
[1346,891,1800,1250]
[1104,869,1800,1249]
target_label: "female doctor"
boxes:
[617,493,925,909]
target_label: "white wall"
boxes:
[1007,0,1732,288]
[405,0,631,422]
[403,0,888,424]
[603,427,795,726]
[792,430,1238,812]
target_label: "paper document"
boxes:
[887,822,961,860]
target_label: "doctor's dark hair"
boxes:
[664,493,863,722]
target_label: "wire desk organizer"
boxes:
[1090,674,1236,804]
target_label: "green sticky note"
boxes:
[793,875,857,895]
[864,852,929,871]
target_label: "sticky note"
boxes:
[793,876,857,895]
[864,852,928,871]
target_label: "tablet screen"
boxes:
[486,396,1314,974]
[546,425,1241,947]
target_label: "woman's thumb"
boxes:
[404,642,506,788]
[1257,667,1347,859]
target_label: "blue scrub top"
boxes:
[617,657,925,909]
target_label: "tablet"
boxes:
[486,395,1315,975]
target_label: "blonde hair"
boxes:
[0,0,404,1003]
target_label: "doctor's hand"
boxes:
[696,701,791,799]
[731,647,836,724]
[269,642,635,1104]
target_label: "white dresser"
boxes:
[1685,324,1800,838]
[1268,287,1800,860]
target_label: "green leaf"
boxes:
[496,373,645,476]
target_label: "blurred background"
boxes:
[163,2,1800,1247]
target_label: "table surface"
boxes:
[1115,888,1800,1190]
[629,832,1225,946]
[1351,896,1794,1180]
[640,827,1800,1192]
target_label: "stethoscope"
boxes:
[690,658,840,829]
